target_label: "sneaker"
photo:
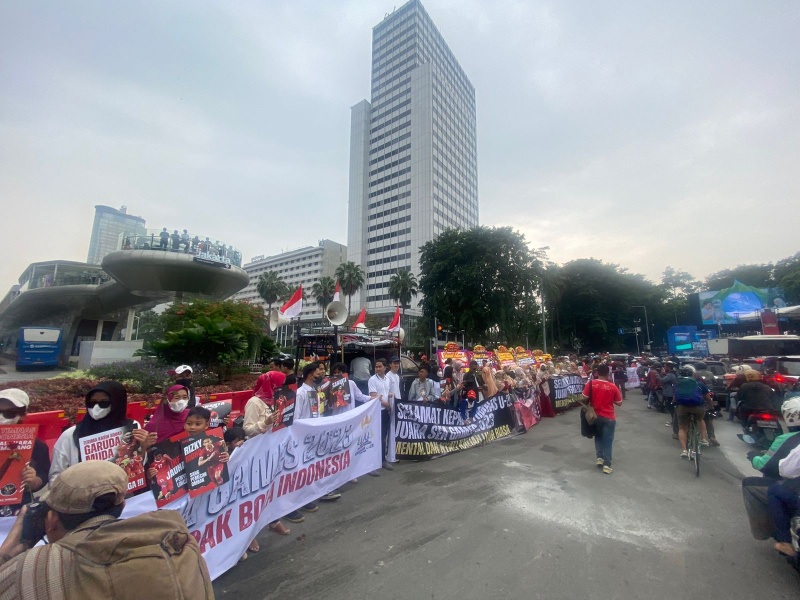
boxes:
[284,510,305,523]
[382,461,394,471]
[596,458,604,468]
[367,470,381,477]
[700,439,710,447]
[602,465,613,474]
[320,492,342,502]
[680,450,689,459]
[302,502,319,512]
[672,433,679,440]
[710,438,720,447]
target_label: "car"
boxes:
[762,356,800,396]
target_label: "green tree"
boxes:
[311,276,336,312]
[256,271,289,316]
[773,252,800,304]
[705,264,775,290]
[556,259,662,352]
[335,261,365,320]
[418,226,543,344]
[660,267,700,300]
[388,269,418,325]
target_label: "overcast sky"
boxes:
[1,0,798,293]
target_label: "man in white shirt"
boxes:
[369,358,393,470]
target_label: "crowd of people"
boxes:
[121,229,242,266]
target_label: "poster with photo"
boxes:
[78,426,132,462]
[114,433,148,495]
[181,427,229,498]
[329,375,351,409]
[201,400,232,429]
[271,385,296,431]
[315,377,331,417]
[147,433,188,508]
[0,424,38,507]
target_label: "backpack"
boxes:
[674,377,703,405]
[58,510,214,600]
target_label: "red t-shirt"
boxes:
[583,379,622,420]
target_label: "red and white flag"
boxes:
[352,307,366,327]
[280,286,303,318]
[333,281,341,303]
[386,306,401,332]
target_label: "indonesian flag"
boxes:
[352,307,366,327]
[333,281,341,303]
[386,306,401,332]
[280,285,303,318]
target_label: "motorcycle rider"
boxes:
[646,363,663,410]
[735,370,782,423]
[658,362,679,439]
[741,397,800,541]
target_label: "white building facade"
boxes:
[233,239,347,323]
[347,0,478,319]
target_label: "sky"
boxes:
[1,0,798,293]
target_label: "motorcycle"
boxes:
[736,407,789,449]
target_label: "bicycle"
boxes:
[687,413,701,477]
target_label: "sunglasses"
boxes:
[0,409,24,419]
[86,400,112,409]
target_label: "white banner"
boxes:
[0,400,382,581]
[625,367,640,389]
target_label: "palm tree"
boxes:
[311,276,336,313]
[256,271,289,317]
[335,261,365,319]
[388,269,418,330]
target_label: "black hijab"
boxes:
[73,380,134,448]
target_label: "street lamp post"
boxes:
[631,305,651,348]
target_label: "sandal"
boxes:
[268,521,291,536]
[248,540,260,552]
[774,542,797,557]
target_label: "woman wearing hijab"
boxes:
[49,380,135,482]
[143,384,191,444]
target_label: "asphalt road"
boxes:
[213,392,800,600]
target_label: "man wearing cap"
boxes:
[0,461,213,598]
[0,388,50,516]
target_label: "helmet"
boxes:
[733,365,752,375]
[679,365,696,378]
[744,370,761,382]
[781,397,800,426]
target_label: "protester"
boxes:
[537,363,556,418]
[408,364,435,402]
[582,363,623,474]
[0,388,50,515]
[369,358,394,471]
[0,461,214,599]
[141,384,191,446]
[171,364,198,407]
[331,362,370,412]
[50,381,137,482]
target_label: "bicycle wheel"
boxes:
[690,417,700,477]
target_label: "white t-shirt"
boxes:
[368,373,391,409]
[779,443,800,478]
[294,383,317,420]
[387,370,402,401]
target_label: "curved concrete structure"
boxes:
[102,250,249,299]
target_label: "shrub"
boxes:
[88,360,170,394]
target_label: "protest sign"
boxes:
[202,400,232,429]
[182,427,229,498]
[78,426,132,462]
[272,385,296,431]
[393,395,515,458]
[550,374,585,410]
[148,433,189,508]
[329,375,351,409]
[495,345,517,368]
[0,424,38,507]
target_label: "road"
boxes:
[213,392,799,600]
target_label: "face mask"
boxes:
[88,405,111,420]
[169,399,188,413]
[0,415,21,426]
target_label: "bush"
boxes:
[88,361,170,394]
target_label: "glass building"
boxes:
[347,0,478,318]
[86,205,147,265]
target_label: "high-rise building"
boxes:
[347,0,478,319]
[233,239,347,322]
[87,205,147,265]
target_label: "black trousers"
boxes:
[381,408,390,460]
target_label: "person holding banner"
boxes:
[369,359,394,471]
[0,389,50,516]
[49,381,137,483]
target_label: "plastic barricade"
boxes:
[24,410,69,453]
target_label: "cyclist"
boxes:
[674,365,711,459]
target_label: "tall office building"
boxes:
[86,205,147,265]
[347,0,478,319]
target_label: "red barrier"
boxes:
[24,410,70,453]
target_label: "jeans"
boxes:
[768,480,800,543]
[594,417,616,467]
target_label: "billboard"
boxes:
[698,281,786,325]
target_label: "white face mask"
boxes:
[88,405,111,420]
[169,399,188,413]
[0,415,21,426]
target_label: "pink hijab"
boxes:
[145,384,190,442]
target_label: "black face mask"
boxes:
[314,375,324,384]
